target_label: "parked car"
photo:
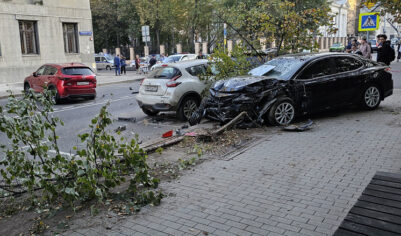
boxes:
[162,54,197,63]
[370,40,378,52]
[329,43,345,52]
[95,54,114,70]
[136,59,213,120]
[190,53,393,126]
[24,63,97,104]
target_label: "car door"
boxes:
[332,56,365,104]
[42,66,58,89]
[294,57,339,112]
[32,66,46,92]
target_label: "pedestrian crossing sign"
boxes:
[359,12,379,31]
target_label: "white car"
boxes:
[136,59,211,121]
[151,54,197,71]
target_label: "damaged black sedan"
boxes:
[190,53,393,126]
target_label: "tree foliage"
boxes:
[0,89,162,207]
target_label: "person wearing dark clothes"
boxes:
[135,55,140,73]
[397,43,401,62]
[120,56,126,75]
[196,51,205,59]
[377,34,393,66]
[114,55,121,76]
[149,56,157,69]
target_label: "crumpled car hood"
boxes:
[212,75,279,92]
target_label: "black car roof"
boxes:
[276,52,356,62]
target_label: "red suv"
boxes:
[24,63,97,103]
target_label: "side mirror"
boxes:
[33,72,38,77]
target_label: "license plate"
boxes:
[145,85,158,92]
[77,82,90,85]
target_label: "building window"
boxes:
[19,21,39,54]
[63,23,79,53]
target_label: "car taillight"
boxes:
[166,75,182,87]
[385,67,391,72]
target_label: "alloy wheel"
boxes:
[274,102,295,125]
[183,99,198,120]
[364,86,380,108]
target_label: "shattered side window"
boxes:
[186,65,207,77]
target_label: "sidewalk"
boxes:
[59,89,401,236]
[0,70,144,99]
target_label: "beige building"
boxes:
[0,0,95,85]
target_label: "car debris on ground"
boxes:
[282,119,314,132]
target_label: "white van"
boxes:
[95,54,114,70]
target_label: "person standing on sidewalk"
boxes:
[120,56,127,75]
[135,55,140,73]
[397,42,401,62]
[114,54,121,76]
[377,34,395,66]
[359,36,371,59]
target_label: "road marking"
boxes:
[51,96,135,113]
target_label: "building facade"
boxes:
[0,0,95,84]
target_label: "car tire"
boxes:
[24,83,31,94]
[49,87,61,104]
[142,108,159,116]
[106,65,111,70]
[268,97,296,126]
[177,96,200,121]
[361,85,381,110]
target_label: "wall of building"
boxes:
[0,0,95,84]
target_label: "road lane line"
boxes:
[51,96,136,113]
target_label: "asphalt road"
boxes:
[0,81,186,156]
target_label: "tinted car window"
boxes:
[95,57,100,62]
[62,67,94,75]
[299,58,333,80]
[334,57,363,72]
[43,66,57,75]
[186,65,206,76]
[36,66,46,76]
[148,67,181,79]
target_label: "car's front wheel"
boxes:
[361,85,381,110]
[106,65,111,70]
[142,107,159,116]
[268,97,295,126]
[177,96,199,121]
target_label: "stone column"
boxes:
[176,44,182,54]
[129,47,134,61]
[144,46,149,57]
[115,47,121,56]
[227,40,233,56]
[102,49,108,54]
[202,42,208,54]
[260,37,267,51]
[160,45,165,55]
[195,42,200,55]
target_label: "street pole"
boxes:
[224,23,227,52]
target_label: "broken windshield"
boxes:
[249,58,304,80]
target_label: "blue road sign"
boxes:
[359,12,379,31]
